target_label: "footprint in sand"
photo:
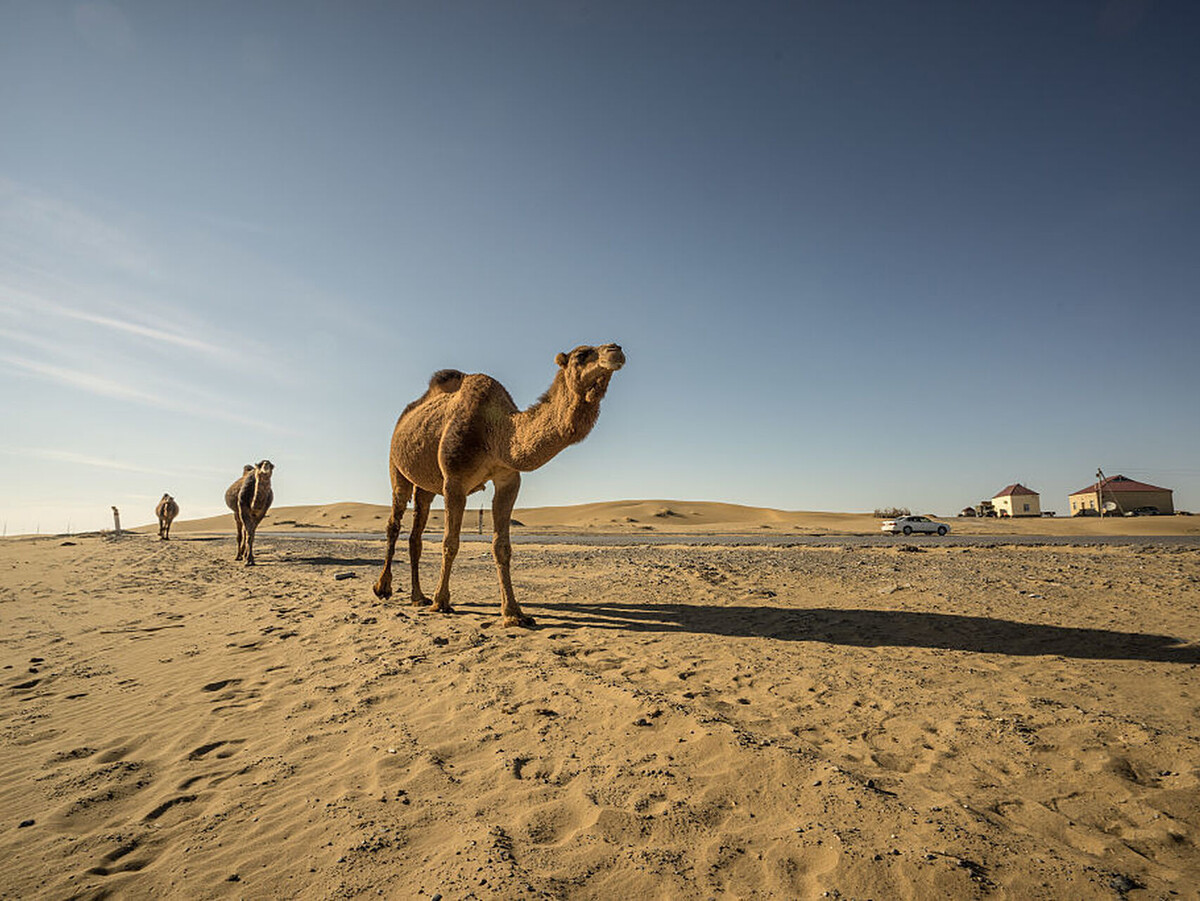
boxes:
[178,738,249,791]
[85,839,153,877]
[201,678,241,692]
[186,738,246,760]
[142,793,198,822]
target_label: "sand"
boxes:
[3,502,1199,899]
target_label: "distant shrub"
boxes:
[874,506,910,519]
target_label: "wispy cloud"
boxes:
[18,448,174,477]
[0,353,290,433]
[0,282,230,361]
[0,327,63,355]
[1,353,167,406]
[0,179,154,276]
[0,181,299,414]
[50,303,226,357]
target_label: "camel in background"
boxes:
[373,343,625,626]
[155,494,179,540]
[224,461,274,565]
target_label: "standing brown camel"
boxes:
[224,460,274,565]
[155,493,179,540]
[373,343,626,626]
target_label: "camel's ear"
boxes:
[556,352,568,367]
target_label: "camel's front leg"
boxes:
[408,488,434,606]
[491,472,532,627]
[234,513,245,560]
[240,507,259,566]
[373,470,412,600]
[432,485,467,613]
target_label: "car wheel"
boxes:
[902,526,912,535]
[937,526,947,536]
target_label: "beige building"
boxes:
[992,483,1041,517]
[1068,475,1175,516]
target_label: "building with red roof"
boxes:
[992,483,1041,517]
[1068,475,1174,516]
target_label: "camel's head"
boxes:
[161,493,171,501]
[243,464,254,474]
[556,343,625,404]
[255,460,274,481]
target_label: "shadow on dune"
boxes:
[526,601,1200,664]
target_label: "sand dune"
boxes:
[137,499,1200,538]
[2,528,1199,898]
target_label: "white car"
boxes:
[881,515,949,536]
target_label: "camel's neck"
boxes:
[251,473,272,510]
[508,373,602,472]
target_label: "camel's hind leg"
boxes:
[373,467,413,600]
[491,471,533,627]
[234,513,245,560]
[408,488,435,606]
[431,483,467,613]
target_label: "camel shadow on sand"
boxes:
[524,600,1200,665]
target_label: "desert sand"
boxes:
[2,502,1199,899]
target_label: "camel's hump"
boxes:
[398,369,467,422]
[429,369,465,393]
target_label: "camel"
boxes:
[373,343,626,626]
[224,460,274,565]
[155,494,179,540]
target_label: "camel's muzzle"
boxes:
[600,344,625,371]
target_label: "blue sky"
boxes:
[2,1,1198,533]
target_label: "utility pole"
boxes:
[1096,468,1104,518]
[112,506,122,537]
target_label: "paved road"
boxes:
[268,531,1200,549]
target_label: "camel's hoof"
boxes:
[410,595,432,607]
[431,603,454,614]
[244,559,255,567]
[373,580,393,600]
[502,614,536,628]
